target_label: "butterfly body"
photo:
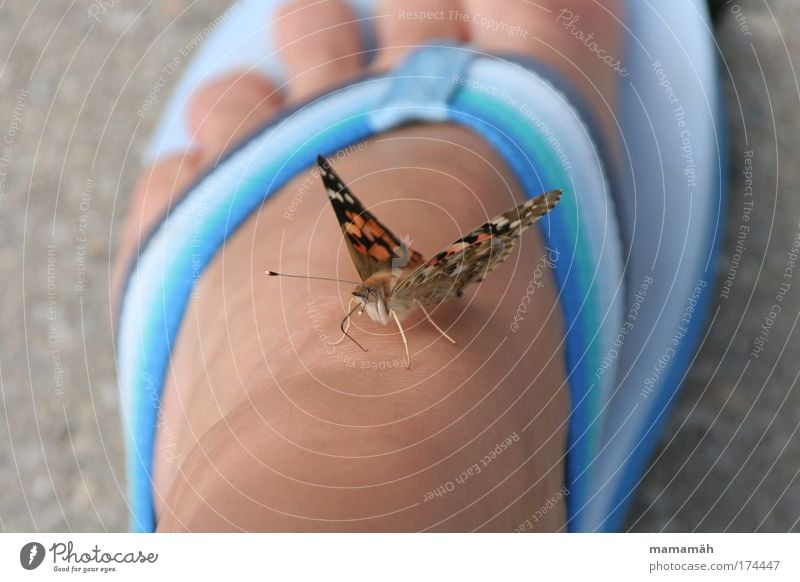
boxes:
[276,155,563,367]
[352,274,396,325]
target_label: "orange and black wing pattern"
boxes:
[317,155,423,281]
[392,190,562,307]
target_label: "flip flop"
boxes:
[119,0,726,532]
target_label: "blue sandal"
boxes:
[118,0,726,532]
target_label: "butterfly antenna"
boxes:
[339,301,368,352]
[265,270,361,286]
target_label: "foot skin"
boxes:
[117,0,624,532]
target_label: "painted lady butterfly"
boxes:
[268,155,562,368]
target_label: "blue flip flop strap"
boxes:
[118,44,624,532]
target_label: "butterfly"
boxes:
[267,154,562,368]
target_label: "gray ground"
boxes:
[0,1,797,532]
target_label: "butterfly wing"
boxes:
[391,190,562,307]
[317,155,424,281]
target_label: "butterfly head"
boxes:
[352,284,392,325]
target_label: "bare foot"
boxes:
[116,0,624,532]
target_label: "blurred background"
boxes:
[0,0,798,532]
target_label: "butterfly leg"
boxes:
[389,309,411,369]
[329,297,357,346]
[413,299,456,345]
